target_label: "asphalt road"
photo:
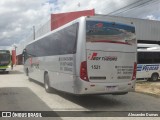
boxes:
[0,65,160,120]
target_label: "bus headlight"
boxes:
[7,65,11,68]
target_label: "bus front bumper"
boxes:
[0,66,11,71]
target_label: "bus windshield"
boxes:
[0,54,10,65]
[86,20,135,42]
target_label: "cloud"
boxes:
[0,0,51,47]
[114,0,160,20]
[146,15,156,20]
[0,0,160,49]
[51,0,139,14]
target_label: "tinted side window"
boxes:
[27,23,78,57]
[26,43,36,57]
[152,52,160,63]
[138,52,153,64]
[138,52,160,64]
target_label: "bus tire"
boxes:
[112,92,128,95]
[26,68,29,76]
[44,73,52,93]
[151,73,159,81]
[26,68,31,81]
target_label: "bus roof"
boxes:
[138,47,160,52]
[138,43,160,48]
[137,43,160,52]
[0,50,10,53]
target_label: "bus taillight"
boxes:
[80,61,89,81]
[132,62,137,80]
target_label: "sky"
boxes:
[0,0,160,50]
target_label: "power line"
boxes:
[107,0,143,15]
[116,0,159,16]
[107,0,158,15]
[128,0,160,18]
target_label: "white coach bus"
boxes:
[137,44,160,81]
[23,16,137,95]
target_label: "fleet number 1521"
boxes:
[91,65,100,69]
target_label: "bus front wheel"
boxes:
[151,73,159,81]
[44,73,52,93]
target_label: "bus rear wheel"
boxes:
[44,73,52,93]
[26,68,29,76]
[151,73,159,81]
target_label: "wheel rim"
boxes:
[45,82,49,89]
[45,75,49,89]
[152,75,158,81]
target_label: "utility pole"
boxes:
[33,26,35,40]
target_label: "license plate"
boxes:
[105,86,118,91]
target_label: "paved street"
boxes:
[0,65,160,119]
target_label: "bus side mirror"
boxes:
[23,49,26,52]
[22,49,26,56]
